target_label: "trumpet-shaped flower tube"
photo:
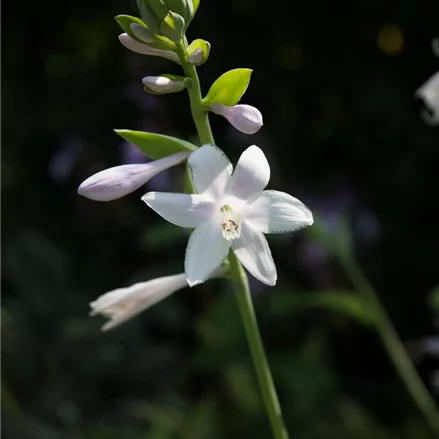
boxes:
[78,151,189,201]
[211,103,263,134]
[90,273,188,330]
[142,145,313,286]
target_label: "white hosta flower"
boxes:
[78,151,189,201]
[90,273,188,331]
[118,33,180,64]
[142,145,313,286]
[416,71,439,126]
[142,76,181,93]
[211,104,263,134]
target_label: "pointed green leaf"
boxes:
[203,68,252,107]
[115,130,197,160]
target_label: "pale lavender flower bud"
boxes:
[78,151,189,201]
[142,76,181,93]
[118,33,180,64]
[90,273,188,331]
[416,71,439,126]
[210,103,263,134]
[188,48,204,65]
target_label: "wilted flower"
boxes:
[118,33,180,64]
[78,151,189,201]
[90,273,188,330]
[210,103,263,134]
[142,144,313,286]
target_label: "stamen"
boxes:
[220,205,242,241]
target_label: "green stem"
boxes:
[342,257,439,435]
[177,41,289,439]
[176,42,214,145]
[229,252,289,439]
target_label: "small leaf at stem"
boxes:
[115,130,197,160]
[203,68,253,107]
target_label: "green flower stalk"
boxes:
[78,2,439,438]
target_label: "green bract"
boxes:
[203,69,253,107]
[168,0,194,26]
[115,130,197,160]
[143,74,191,95]
[136,0,162,34]
[160,11,185,43]
[187,39,210,65]
[115,15,147,36]
[129,23,176,51]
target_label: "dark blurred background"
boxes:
[2,0,439,438]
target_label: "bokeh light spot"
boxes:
[378,24,404,55]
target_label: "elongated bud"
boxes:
[78,151,190,201]
[118,33,180,64]
[142,74,189,94]
[90,273,188,330]
[210,103,263,134]
[416,71,439,126]
[142,76,180,92]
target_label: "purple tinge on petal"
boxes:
[211,103,263,134]
[77,151,190,201]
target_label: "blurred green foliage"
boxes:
[2,0,439,438]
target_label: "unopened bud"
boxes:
[78,151,190,201]
[189,48,204,64]
[187,39,210,66]
[211,103,263,134]
[118,33,180,64]
[142,76,181,93]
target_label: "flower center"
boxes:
[220,205,242,241]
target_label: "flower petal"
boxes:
[231,145,270,200]
[246,190,313,233]
[142,192,215,228]
[188,144,232,199]
[78,151,189,201]
[185,221,231,286]
[90,274,188,331]
[416,71,439,126]
[232,222,277,286]
[118,33,180,64]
